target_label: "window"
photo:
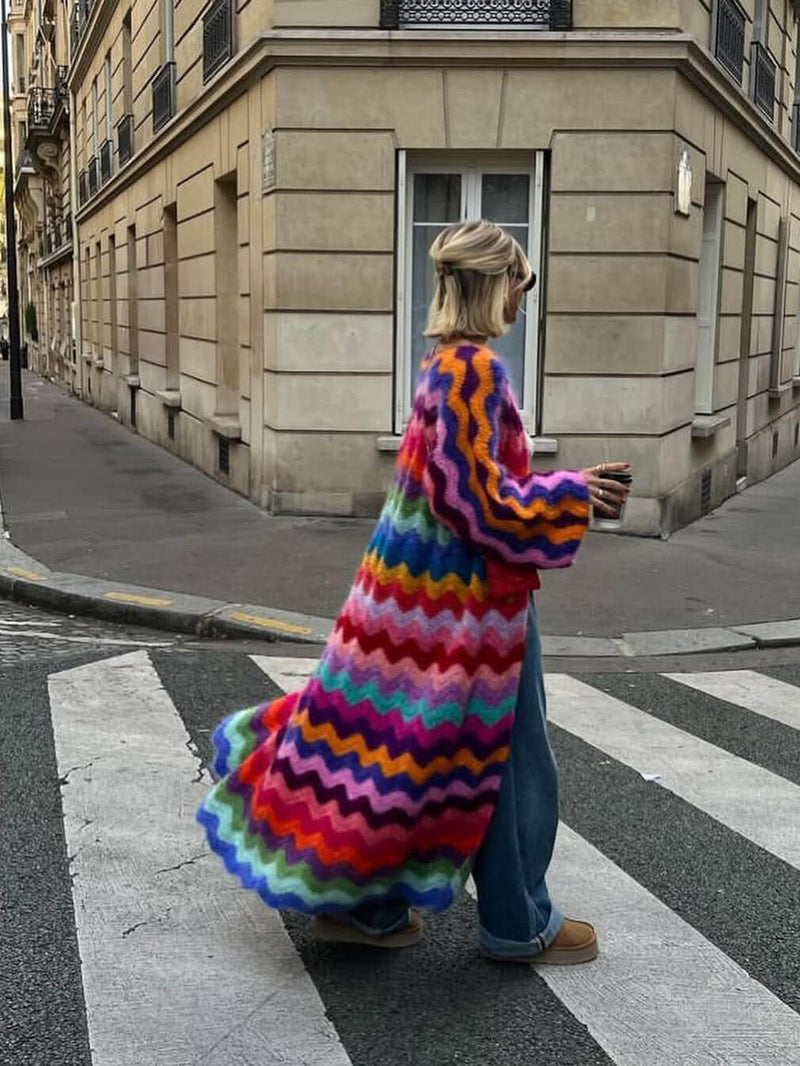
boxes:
[15,36,25,93]
[104,52,113,142]
[695,181,724,415]
[92,77,99,155]
[396,152,544,431]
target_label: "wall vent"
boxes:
[167,410,175,440]
[218,436,230,474]
[772,430,779,459]
[700,469,712,515]
[130,387,137,429]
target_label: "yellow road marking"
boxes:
[7,567,49,581]
[104,592,175,607]
[229,611,313,636]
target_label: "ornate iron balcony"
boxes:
[203,0,234,82]
[379,0,572,29]
[28,87,57,130]
[100,139,113,184]
[88,155,99,196]
[751,41,776,121]
[152,62,176,133]
[714,0,745,83]
[117,113,134,166]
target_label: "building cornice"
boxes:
[75,29,800,223]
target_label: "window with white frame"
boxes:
[395,151,545,431]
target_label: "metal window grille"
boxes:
[714,0,745,83]
[380,0,571,28]
[152,62,176,133]
[78,169,88,205]
[203,0,234,82]
[751,42,776,120]
[64,212,72,244]
[87,155,99,196]
[218,436,230,474]
[117,113,134,165]
[100,139,113,184]
[55,65,69,102]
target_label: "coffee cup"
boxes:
[592,470,633,531]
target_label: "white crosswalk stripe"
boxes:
[664,669,800,731]
[546,673,800,871]
[41,650,800,1066]
[49,650,352,1066]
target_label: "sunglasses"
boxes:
[511,271,537,293]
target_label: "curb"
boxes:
[1,537,800,656]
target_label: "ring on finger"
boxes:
[598,488,604,500]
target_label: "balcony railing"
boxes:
[751,41,776,121]
[203,0,234,81]
[78,169,88,205]
[87,155,99,196]
[117,113,133,165]
[714,0,745,83]
[28,87,57,130]
[100,138,113,184]
[379,0,572,29]
[152,62,176,133]
[14,149,35,182]
[70,0,90,56]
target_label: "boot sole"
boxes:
[311,914,423,949]
[480,937,598,966]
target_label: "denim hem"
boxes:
[477,902,564,959]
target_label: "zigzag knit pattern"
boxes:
[197,343,590,914]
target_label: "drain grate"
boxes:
[218,436,230,474]
[700,469,712,514]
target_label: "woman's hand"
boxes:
[581,462,631,515]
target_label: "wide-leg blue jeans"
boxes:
[471,596,563,956]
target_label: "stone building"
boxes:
[9,0,74,384]
[14,0,800,534]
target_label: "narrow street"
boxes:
[3,598,799,1066]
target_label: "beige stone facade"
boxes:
[10,0,74,385]
[13,0,800,534]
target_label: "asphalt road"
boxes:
[1,599,799,1066]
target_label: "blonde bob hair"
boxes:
[424,220,535,341]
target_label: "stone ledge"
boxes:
[768,383,792,399]
[155,389,182,408]
[91,357,105,369]
[792,376,800,388]
[691,414,731,438]
[531,436,559,455]
[123,374,140,389]
[205,415,242,440]
[376,435,401,453]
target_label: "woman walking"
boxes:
[197,220,629,963]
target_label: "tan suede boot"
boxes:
[481,918,598,965]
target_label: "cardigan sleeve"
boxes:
[422,348,591,568]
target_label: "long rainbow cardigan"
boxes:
[197,343,590,914]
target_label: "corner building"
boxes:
[70,0,800,534]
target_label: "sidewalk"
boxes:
[1,364,799,654]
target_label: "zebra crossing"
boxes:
[22,650,800,1065]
